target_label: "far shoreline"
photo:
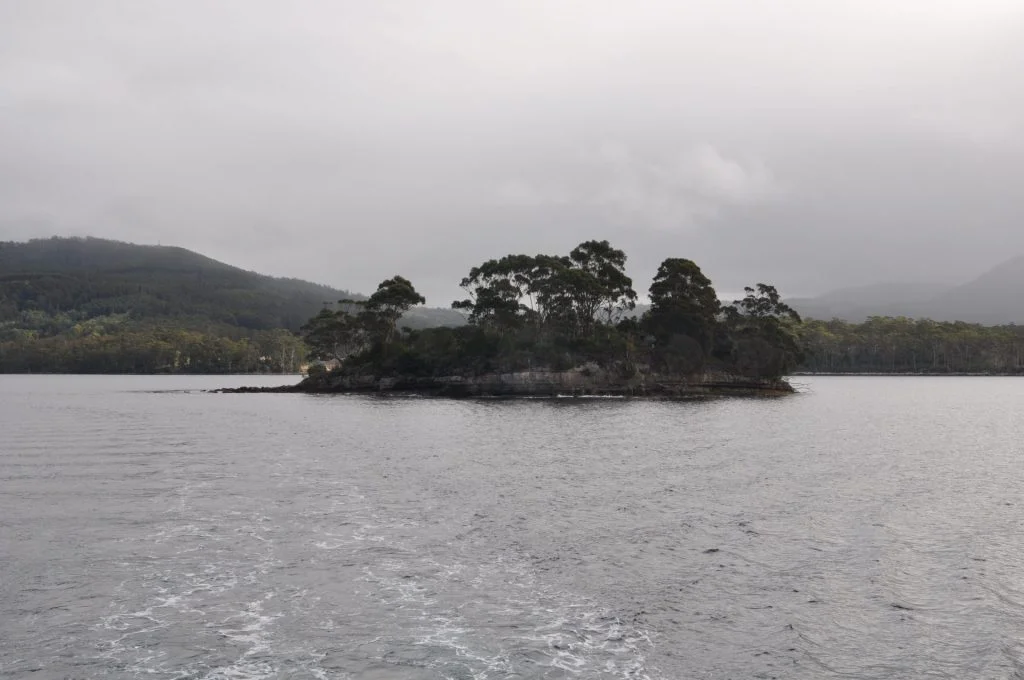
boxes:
[791,372,1024,377]
[3,371,1021,377]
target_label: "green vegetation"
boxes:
[2,325,304,374]
[0,236,352,330]
[798,316,1024,374]
[0,237,462,373]
[11,235,1021,378]
[0,237,336,373]
[302,240,804,385]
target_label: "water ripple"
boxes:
[4,375,1024,678]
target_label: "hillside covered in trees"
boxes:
[294,240,803,395]
[798,317,1024,374]
[0,237,460,373]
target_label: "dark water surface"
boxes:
[3,375,1024,679]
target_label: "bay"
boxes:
[2,375,1024,679]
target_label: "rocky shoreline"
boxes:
[217,367,794,397]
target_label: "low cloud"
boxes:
[1,1,1023,303]
[911,109,1023,152]
[494,143,787,231]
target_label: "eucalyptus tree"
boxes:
[452,255,539,332]
[299,307,367,363]
[722,284,804,377]
[454,241,637,339]
[364,276,426,345]
[644,258,720,351]
[565,240,637,331]
[729,284,801,323]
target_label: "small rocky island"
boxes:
[223,241,803,397]
[224,367,794,397]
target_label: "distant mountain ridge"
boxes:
[6,236,1022,334]
[0,236,465,332]
[788,255,1024,324]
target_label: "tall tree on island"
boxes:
[721,283,804,377]
[729,284,801,323]
[364,276,426,345]
[564,240,637,332]
[644,258,720,353]
[453,241,637,337]
[453,255,539,333]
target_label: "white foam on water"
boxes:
[153,592,206,616]
[361,568,438,610]
[354,545,660,679]
[418,617,514,680]
[204,597,282,680]
[523,608,658,679]
[200,659,276,680]
[91,519,284,679]
[93,604,171,672]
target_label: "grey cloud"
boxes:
[1,0,1023,304]
[493,142,787,231]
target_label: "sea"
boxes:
[3,374,1024,679]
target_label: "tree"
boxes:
[524,254,575,331]
[730,284,801,323]
[255,328,308,373]
[453,256,535,332]
[723,283,804,378]
[566,240,637,330]
[299,307,365,363]
[364,276,426,345]
[453,244,637,339]
[644,258,720,351]
[453,254,580,333]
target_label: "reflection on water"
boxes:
[3,375,1024,678]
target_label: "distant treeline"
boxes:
[0,321,305,374]
[798,317,1024,374]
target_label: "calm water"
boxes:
[2,375,1024,679]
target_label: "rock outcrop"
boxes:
[218,365,793,397]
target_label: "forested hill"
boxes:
[1,237,466,331]
[0,237,462,373]
[0,236,357,332]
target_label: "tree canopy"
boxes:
[301,240,805,384]
[644,258,720,353]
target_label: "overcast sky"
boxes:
[1,1,1022,304]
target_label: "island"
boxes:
[221,241,803,397]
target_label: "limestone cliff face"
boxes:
[289,365,793,397]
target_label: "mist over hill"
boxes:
[788,256,1024,324]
